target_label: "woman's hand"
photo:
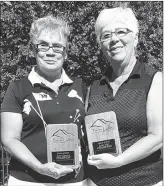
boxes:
[87,154,123,169]
[38,162,73,179]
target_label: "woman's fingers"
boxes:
[53,171,60,179]
[40,162,74,179]
[51,164,73,178]
[58,166,73,175]
[88,158,101,166]
[88,154,102,160]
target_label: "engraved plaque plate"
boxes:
[85,111,122,156]
[46,124,79,168]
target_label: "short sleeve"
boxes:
[1,82,22,113]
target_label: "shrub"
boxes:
[1,1,163,104]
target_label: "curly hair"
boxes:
[30,15,70,45]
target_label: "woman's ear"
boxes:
[134,33,138,48]
[30,44,37,57]
[64,52,67,60]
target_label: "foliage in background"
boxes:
[1,1,163,104]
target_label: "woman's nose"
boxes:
[110,32,120,42]
[109,33,120,46]
[46,47,56,56]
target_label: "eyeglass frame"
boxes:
[100,28,132,42]
[33,43,66,54]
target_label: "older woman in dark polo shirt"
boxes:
[86,7,162,186]
[1,15,88,186]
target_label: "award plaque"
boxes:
[85,111,122,156]
[46,124,79,168]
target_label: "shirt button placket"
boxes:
[52,93,60,109]
[56,97,60,109]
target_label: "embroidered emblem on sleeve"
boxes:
[23,99,32,115]
[68,90,83,103]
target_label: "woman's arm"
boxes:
[119,71,162,165]
[88,72,162,169]
[1,112,43,171]
[1,112,73,178]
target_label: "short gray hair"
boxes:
[30,15,70,45]
[95,7,139,45]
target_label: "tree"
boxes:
[1,1,163,104]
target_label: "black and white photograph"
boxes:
[0,1,163,186]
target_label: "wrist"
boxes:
[33,162,43,174]
[117,155,124,167]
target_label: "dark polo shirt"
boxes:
[1,68,87,183]
[86,61,162,186]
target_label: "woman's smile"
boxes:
[44,60,57,64]
[110,46,123,53]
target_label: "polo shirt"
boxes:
[1,68,87,183]
[28,67,73,94]
[86,61,162,186]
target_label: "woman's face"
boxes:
[34,29,67,76]
[100,23,138,66]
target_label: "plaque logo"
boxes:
[89,119,114,133]
[50,129,75,143]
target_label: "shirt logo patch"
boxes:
[32,92,52,101]
[68,90,83,103]
[23,99,32,115]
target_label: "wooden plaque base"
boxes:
[85,111,122,156]
[46,124,79,168]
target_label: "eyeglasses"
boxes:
[35,43,65,54]
[100,28,132,42]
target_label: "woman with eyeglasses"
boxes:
[85,7,162,186]
[1,15,89,186]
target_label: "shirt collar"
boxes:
[128,60,142,78]
[28,67,73,86]
[100,60,142,84]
